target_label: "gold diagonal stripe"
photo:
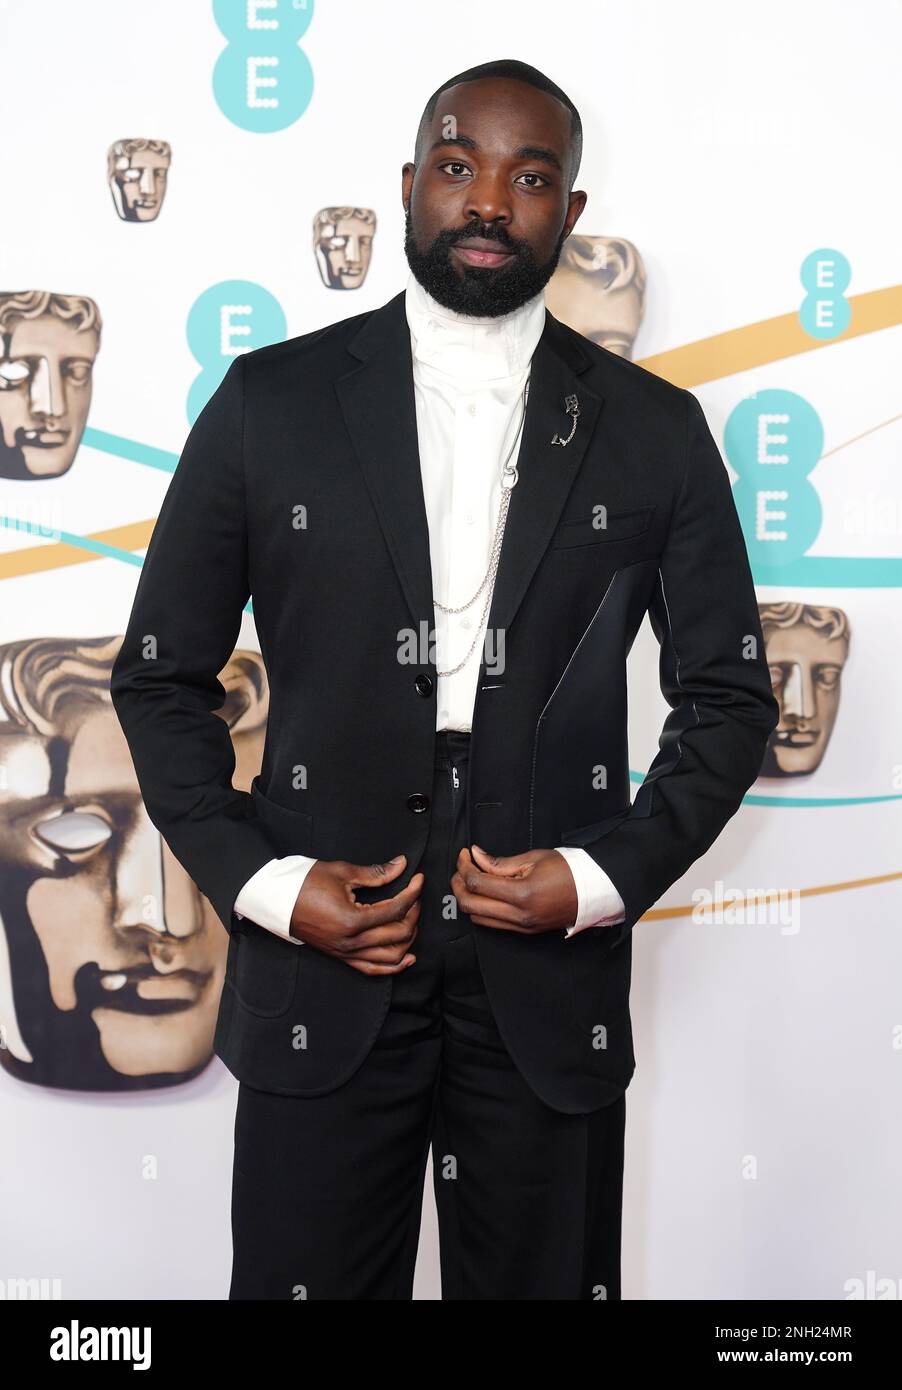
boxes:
[0,522,152,579]
[636,284,902,386]
[643,868,902,922]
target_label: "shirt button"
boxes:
[468,403,477,416]
[461,617,472,629]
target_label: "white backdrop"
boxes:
[1,0,900,1300]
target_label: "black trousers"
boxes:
[229,730,626,1300]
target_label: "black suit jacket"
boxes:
[110,289,779,1113]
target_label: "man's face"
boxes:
[0,313,98,478]
[402,77,586,316]
[764,623,848,775]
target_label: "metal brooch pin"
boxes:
[551,393,580,446]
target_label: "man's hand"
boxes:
[289,854,423,974]
[450,844,579,935]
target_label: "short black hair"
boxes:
[414,58,582,190]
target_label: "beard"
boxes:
[404,206,568,317]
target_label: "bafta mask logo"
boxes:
[759,603,851,777]
[107,138,171,221]
[0,637,269,1091]
[313,206,377,289]
[0,291,101,480]
[546,235,647,359]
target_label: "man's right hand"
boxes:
[288,854,422,975]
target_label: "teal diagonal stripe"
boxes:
[83,426,179,474]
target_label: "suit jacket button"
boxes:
[414,674,433,698]
[407,792,429,813]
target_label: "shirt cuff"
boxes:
[233,855,318,943]
[554,846,626,938]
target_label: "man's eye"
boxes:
[439,162,471,178]
[515,173,549,188]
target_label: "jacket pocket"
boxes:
[249,775,314,857]
[231,920,301,1018]
[559,807,632,846]
[567,936,631,1039]
[549,505,654,550]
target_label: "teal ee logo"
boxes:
[213,0,314,132]
[186,280,286,422]
[799,248,851,339]
[726,390,823,568]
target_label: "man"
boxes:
[110,58,779,1300]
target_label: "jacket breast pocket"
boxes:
[549,505,654,550]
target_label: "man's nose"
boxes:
[464,177,513,228]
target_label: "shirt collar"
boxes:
[405,270,546,383]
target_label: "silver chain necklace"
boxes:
[432,374,530,677]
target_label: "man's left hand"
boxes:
[450,844,579,935]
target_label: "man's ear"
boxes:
[401,161,416,208]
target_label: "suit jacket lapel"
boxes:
[484,316,604,638]
[335,288,605,649]
[335,291,435,631]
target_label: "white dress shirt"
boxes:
[233,273,626,942]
